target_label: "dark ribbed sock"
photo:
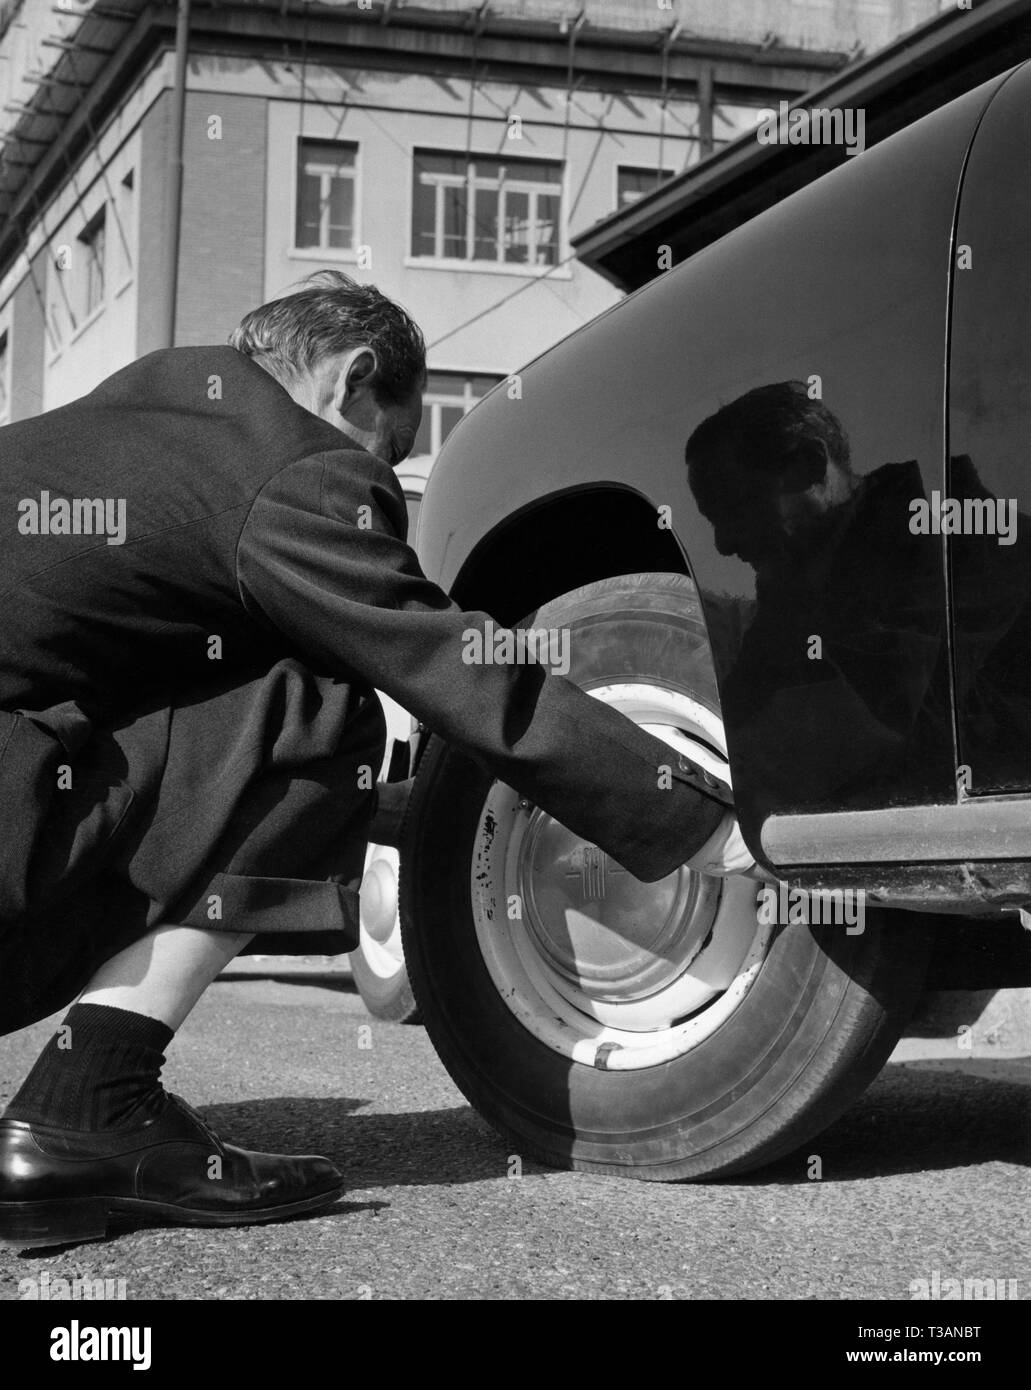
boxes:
[3,1003,174,1131]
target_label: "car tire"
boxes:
[400,572,931,1179]
[350,843,421,1024]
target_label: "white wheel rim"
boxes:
[469,683,770,1070]
[357,844,406,980]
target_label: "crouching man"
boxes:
[0,272,751,1249]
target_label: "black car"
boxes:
[397,61,1031,1179]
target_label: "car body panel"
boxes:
[417,72,1013,864]
[949,61,1031,794]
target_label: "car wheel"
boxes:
[400,572,931,1179]
[350,842,421,1023]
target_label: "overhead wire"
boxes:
[291,6,589,348]
[9,2,676,371]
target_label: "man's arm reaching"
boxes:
[236,448,747,882]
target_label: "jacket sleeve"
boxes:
[235,448,725,881]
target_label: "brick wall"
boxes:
[10,250,46,421]
[174,90,268,347]
[136,87,171,358]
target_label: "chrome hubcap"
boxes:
[358,845,405,977]
[470,682,769,1069]
[518,811,720,1004]
[361,855,399,944]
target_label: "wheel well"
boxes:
[449,487,689,624]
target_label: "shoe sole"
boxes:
[0,1183,346,1250]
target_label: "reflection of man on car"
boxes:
[685,382,957,813]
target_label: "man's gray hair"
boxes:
[229,270,426,404]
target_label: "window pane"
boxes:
[327,177,354,249]
[416,374,504,454]
[617,166,674,209]
[502,188,531,264]
[618,168,649,205]
[296,142,355,249]
[413,152,467,259]
[472,180,499,261]
[425,371,465,398]
[82,217,105,316]
[443,184,466,259]
[535,193,559,265]
[302,140,354,172]
[439,405,464,444]
[412,152,561,262]
[115,171,134,278]
[500,159,558,186]
[412,172,437,257]
[414,412,434,456]
[417,152,465,180]
[296,170,322,247]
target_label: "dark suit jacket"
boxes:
[0,346,723,929]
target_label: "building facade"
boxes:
[0,0,943,442]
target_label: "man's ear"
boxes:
[780,438,830,493]
[331,345,379,415]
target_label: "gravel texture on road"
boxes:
[0,969,1027,1301]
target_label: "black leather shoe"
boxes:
[0,1093,344,1249]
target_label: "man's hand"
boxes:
[651,725,774,882]
[685,809,774,881]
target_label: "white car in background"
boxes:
[349,453,433,1022]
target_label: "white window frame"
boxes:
[412,153,563,269]
[112,167,137,294]
[292,137,360,258]
[46,279,68,360]
[80,208,107,320]
[418,371,503,456]
[45,196,108,357]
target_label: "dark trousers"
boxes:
[1,659,383,1036]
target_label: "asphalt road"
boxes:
[0,965,1028,1302]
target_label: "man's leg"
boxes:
[79,923,254,1030]
[1,661,375,1245]
[0,913,343,1249]
[3,926,253,1133]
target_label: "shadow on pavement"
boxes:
[740,1059,1031,1186]
[217,970,358,994]
[196,1058,1030,1192]
[198,1097,537,1189]
[9,1197,388,1260]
